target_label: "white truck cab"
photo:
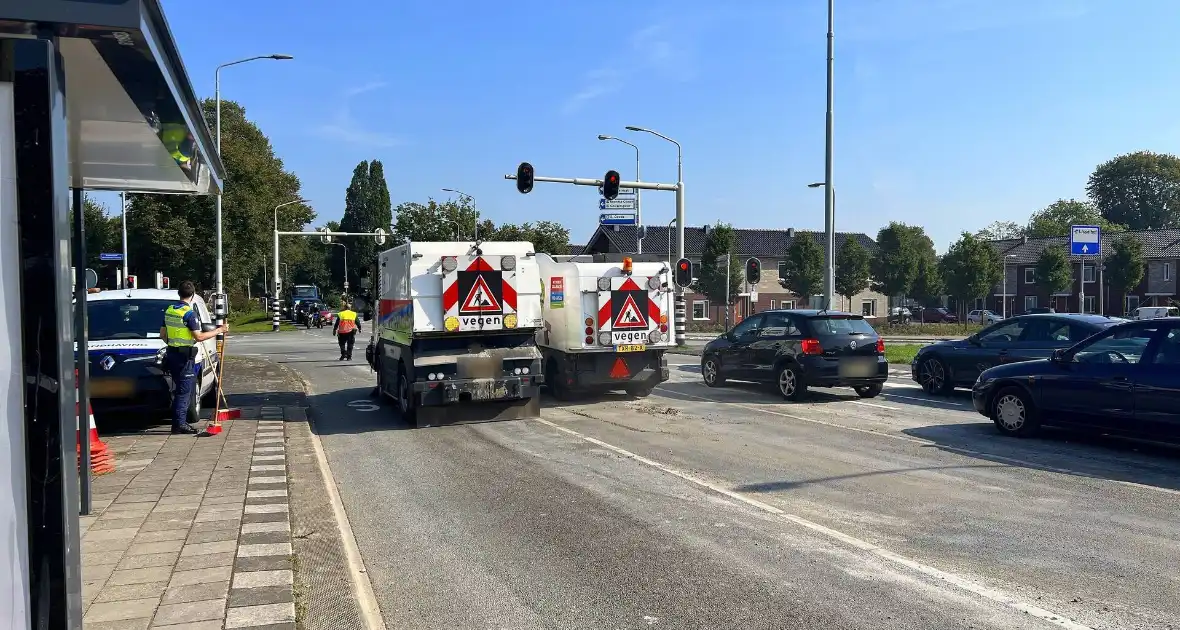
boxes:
[535,253,673,398]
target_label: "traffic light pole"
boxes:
[505,172,687,345]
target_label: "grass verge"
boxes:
[228,311,296,332]
[884,343,922,366]
[875,322,980,337]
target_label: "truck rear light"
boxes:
[876,338,885,354]
[597,331,612,345]
[659,323,668,333]
[441,256,458,272]
[585,335,594,344]
[500,255,516,271]
[584,317,594,326]
[801,338,823,355]
[597,277,611,291]
[647,275,661,290]
[584,326,593,335]
[648,330,664,343]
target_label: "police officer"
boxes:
[333,302,361,361]
[160,281,227,434]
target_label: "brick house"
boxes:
[577,224,887,328]
[984,228,1180,316]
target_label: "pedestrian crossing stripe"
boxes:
[460,274,501,313]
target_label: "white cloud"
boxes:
[314,82,403,147]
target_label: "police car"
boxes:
[79,289,220,423]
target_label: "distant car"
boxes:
[911,314,1121,395]
[967,309,1003,324]
[701,309,888,400]
[919,307,958,323]
[1024,307,1055,315]
[80,289,220,422]
[973,318,1180,439]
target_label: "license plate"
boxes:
[90,378,136,398]
[616,344,646,353]
[839,359,876,378]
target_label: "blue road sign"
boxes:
[1070,225,1101,256]
[599,213,637,226]
[99,252,123,261]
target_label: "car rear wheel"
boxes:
[854,384,882,398]
[776,364,807,401]
[918,357,952,395]
[991,386,1040,437]
[701,356,725,387]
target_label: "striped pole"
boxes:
[272,295,281,332]
[674,293,687,346]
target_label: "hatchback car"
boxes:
[701,309,888,400]
[973,318,1180,439]
[911,313,1120,394]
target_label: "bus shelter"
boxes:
[0,1,224,627]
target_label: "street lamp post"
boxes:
[598,134,642,254]
[441,188,478,241]
[821,0,836,311]
[120,191,129,288]
[272,198,308,331]
[808,182,836,309]
[214,53,293,337]
[625,125,685,345]
[330,243,349,295]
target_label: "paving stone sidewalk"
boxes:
[80,379,301,628]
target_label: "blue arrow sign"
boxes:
[99,252,123,261]
[1069,225,1100,256]
[599,213,637,226]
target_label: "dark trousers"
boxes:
[338,331,356,359]
[167,349,196,428]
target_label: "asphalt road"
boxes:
[232,329,1180,630]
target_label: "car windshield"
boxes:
[87,299,174,340]
[809,315,876,335]
[292,286,318,298]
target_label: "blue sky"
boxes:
[125,0,1180,251]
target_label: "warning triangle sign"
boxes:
[609,357,631,379]
[460,275,501,313]
[613,294,647,329]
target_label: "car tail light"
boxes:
[801,338,823,355]
[876,338,885,354]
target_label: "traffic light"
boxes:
[162,276,170,289]
[674,258,693,288]
[602,170,621,200]
[126,274,137,289]
[745,257,761,285]
[516,162,535,194]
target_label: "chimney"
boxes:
[1022,235,1028,244]
[702,224,711,236]
[786,228,795,238]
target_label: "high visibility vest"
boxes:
[337,310,357,334]
[164,304,196,348]
[159,124,193,166]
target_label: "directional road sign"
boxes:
[616,187,636,196]
[1070,225,1101,256]
[599,198,636,210]
[599,213,637,226]
[99,252,123,261]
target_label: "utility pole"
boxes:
[120,191,129,288]
[822,0,836,310]
[724,253,731,330]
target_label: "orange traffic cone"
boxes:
[76,372,115,475]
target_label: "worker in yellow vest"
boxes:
[333,302,362,361]
[160,281,227,433]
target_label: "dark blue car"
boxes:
[972,318,1180,439]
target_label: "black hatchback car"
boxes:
[911,314,1122,395]
[701,309,888,400]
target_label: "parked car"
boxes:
[701,309,888,400]
[1132,306,1179,320]
[919,307,958,323]
[911,314,1121,394]
[967,309,1003,324]
[972,318,1180,439]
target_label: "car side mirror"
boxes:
[1050,348,1067,362]
[967,334,981,346]
[201,323,216,333]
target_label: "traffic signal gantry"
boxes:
[271,226,388,332]
[506,161,688,345]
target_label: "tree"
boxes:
[781,235,824,300]
[1034,247,1073,296]
[338,159,393,290]
[834,237,871,306]
[1105,236,1145,315]
[392,198,480,243]
[1025,199,1126,239]
[976,221,1025,240]
[488,221,570,255]
[871,222,936,297]
[940,233,1002,315]
[695,222,743,305]
[1087,151,1180,230]
[911,255,945,306]
[126,99,310,302]
[70,195,120,270]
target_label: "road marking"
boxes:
[534,416,1094,630]
[655,387,1180,497]
[850,400,902,411]
[883,392,964,406]
[346,400,380,412]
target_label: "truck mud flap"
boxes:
[414,396,540,428]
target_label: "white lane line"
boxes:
[850,400,903,411]
[655,387,1180,497]
[883,392,964,406]
[534,416,1094,630]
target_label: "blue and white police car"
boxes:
[78,289,220,423]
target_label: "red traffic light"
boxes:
[678,261,689,270]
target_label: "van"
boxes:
[1132,306,1179,320]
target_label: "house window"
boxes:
[768,300,776,310]
[808,295,824,309]
[1082,264,1095,283]
[1166,263,1172,282]
[974,297,985,310]
[692,300,709,320]
[777,261,788,277]
[1024,267,1034,284]
[861,299,877,317]
[1023,295,1038,312]
[1126,295,1140,314]
[1084,295,1096,314]
[780,300,795,309]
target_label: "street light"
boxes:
[213,53,293,332]
[598,134,642,254]
[329,243,348,294]
[272,198,308,298]
[808,182,836,309]
[441,188,479,241]
[1002,254,1017,317]
[625,125,686,345]
[120,191,129,288]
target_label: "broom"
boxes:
[199,334,238,436]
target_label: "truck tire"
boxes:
[546,359,573,401]
[396,364,417,424]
